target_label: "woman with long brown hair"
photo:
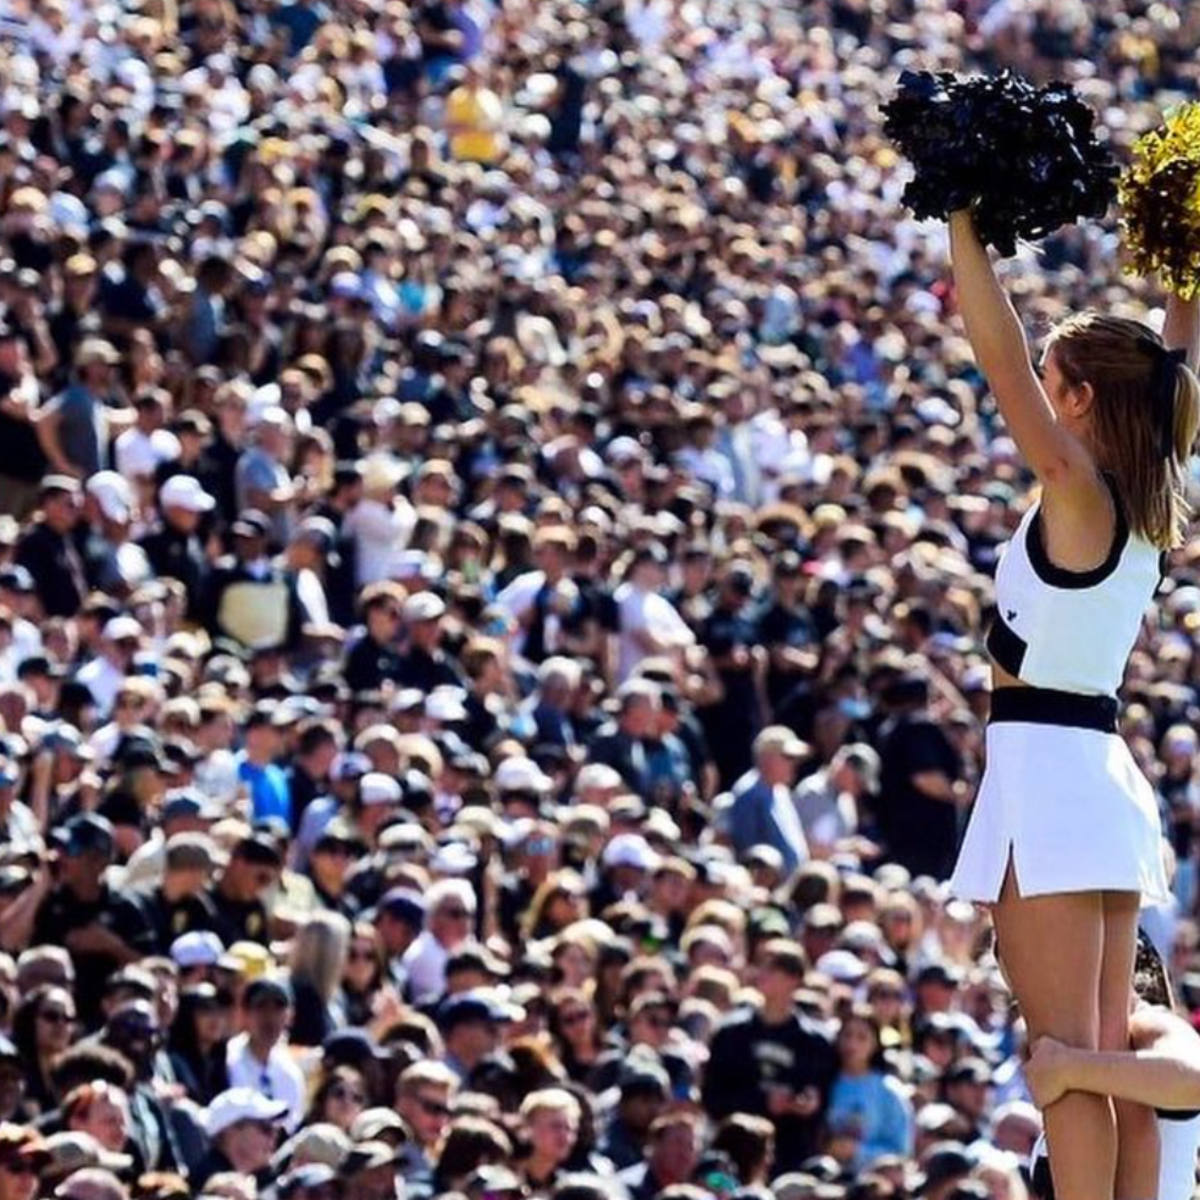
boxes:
[947,207,1200,1200]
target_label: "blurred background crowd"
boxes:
[0,0,1198,1198]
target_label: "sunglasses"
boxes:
[329,1084,366,1104]
[640,1013,672,1029]
[39,1009,73,1025]
[418,1097,451,1118]
[559,1010,591,1026]
[0,1161,35,1176]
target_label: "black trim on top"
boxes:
[1157,1107,1200,1122]
[985,613,1027,678]
[990,686,1117,733]
[1026,475,1129,590]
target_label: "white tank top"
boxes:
[986,481,1162,697]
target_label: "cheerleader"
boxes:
[946,208,1200,1200]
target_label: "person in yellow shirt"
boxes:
[445,63,507,164]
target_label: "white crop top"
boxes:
[986,481,1162,698]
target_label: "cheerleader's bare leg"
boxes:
[1101,891,1160,1200]
[992,863,1117,1200]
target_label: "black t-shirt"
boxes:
[14,523,87,617]
[206,888,269,946]
[32,883,127,1027]
[702,1007,839,1172]
[111,886,218,957]
[344,634,405,693]
[877,713,962,879]
[0,371,46,482]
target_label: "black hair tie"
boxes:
[1151,347,1187,459]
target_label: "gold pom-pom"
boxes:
[1119,103,1200,300]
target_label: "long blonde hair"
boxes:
[1047,312,1200,550]
[290,911,351,1004]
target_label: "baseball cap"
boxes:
[170,931,225,969]
[243,975,292,1008]
[437,990,514,1033]
[160,475,216,512]
[404,592,446,623]
[205,1087,289,1138]
[915,1144,975,1195]
[753,725,810,758]
[58,814,115,860]
[351,1109,412,1145]
[230,509,271,539]
[42,1131,132,1179]
[102,616,143,643]
[360,772,402,806]
[162,788,224,824]
[378,888,426,929]
[494,756,554,794]
[601,833,660,872]
[86,472,133,523]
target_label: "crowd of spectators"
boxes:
[0,0,1198,1198]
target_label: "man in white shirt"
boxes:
[225,975,306,1131]
[401,878,477,1005]
[614,545,694,683]
[76,616,144,717]
[493,526,578,661]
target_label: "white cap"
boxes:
[170,930,225,968]
[403,592,446,623]
[429,841,478,876]
[102,616,144,643]
[815,949,868,984]
[205,1087,289,1138]
[160,475,216,513]
[606,435,647,465]
[330,271,363,299]
[426,686,467,723]
[252,404,291,430]
[494,757,554,794]
[360,772,402,806]
[601,833,659,872]
[86,471,133,523]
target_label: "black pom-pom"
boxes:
[883,69,1118,256]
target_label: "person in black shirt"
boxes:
[698,563,765,786]
[139,475,216,624]
[343,583,406,693]
[285,720,339,830]
[0,326,46,517]
[875,672,965,880]
[756,552,816,710]
[702,939,838,1173]
[111,834,219,956]
[14,475,88,619]
[32,815,140,1029]
[206,836,280,947]
[396,592,464,692]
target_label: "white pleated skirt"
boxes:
[950,721,1171,905]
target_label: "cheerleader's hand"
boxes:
[1026,1036,1073,1109]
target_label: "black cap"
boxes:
[944,1057,992,1086]
[0,566,33,593]
[113,732,171,773]
[232,835,283,868]
[244,976,292,1007]
[917,962,963,989]
[917,1144,975,1195]
[58,813,116,860]
[378,888,426,929]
